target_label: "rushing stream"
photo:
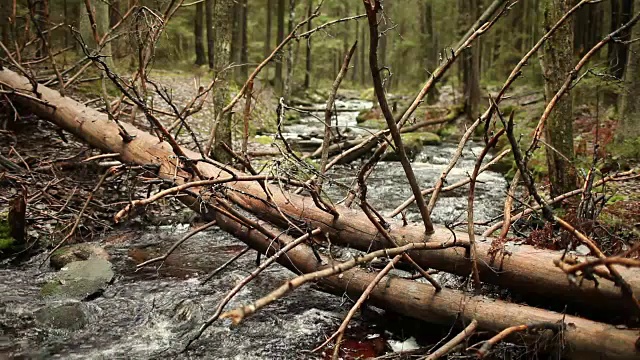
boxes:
[0,98,508,359]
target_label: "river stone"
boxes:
[34,302,88,331]
[49,243,110,270]
[41,258,114,300]
[382,132,441,161]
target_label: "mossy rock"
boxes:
[254,135,275,145]
[0,212,14,251]
[401,132,442,146]
[35,302,88,331]
[382,132,441,161]
[0,210,21,256]
[360,118,387,130]
[41,258,114,300]
[436,124,459,138]
[49,243,111,270]
[359,87,376,101]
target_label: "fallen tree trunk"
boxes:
[2,68,639,317]
[212,209,640,359]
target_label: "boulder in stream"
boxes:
[34,302,88,331]
[382,132,441,161]
[49,243,110,270]
[41,258,114,300]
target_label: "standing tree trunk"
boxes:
[304,0,313,89]
[283,0,295,101]
[265,0,273,59]
[541,0,577,197]
[194,1,206,66]
[109,0,120,28]
[211,0,234,163]
[421,0,439,104]
[608,0,633,80]
[80,0,114,69]
[360,21,366,86]
[617,9,640,143]
[230,1,241,69]
[205,0,215,69]
[459,0,481,119]
[275,0,285,92]
[240,0,248,80]
[0,0,11,46]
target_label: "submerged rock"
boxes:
[34,302,88,331]
[41,258,114,300]
[49,243,110,270]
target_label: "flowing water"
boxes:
[0,98,508,359]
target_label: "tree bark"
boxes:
[194,1,207,66]
[617,6,640,142]
[205,0,215,69]
[2,67,640,318]
[608,0,634,80]
[1,0,11,46]
[275,0,285,92]
[540,0,577,197]
[304,0,312,89]
[459,0,482,119]
[211,0,234,163]
[79,0,114,69]
[240,0,248,80]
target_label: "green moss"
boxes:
[401,132,441,146]
[360,87,376,101]
[40,281,61,296]
[0,212,14,251]
[360,118,387,130]
[436,124,459,138]
[607,137,640,161]
[606,194,627,205]
[254,135,275,145]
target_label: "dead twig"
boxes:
[423,320,479,360]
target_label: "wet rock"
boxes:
[41,258,114,300]
[382,132,441,161]
[49,243,110,270]
[34,302,88,331]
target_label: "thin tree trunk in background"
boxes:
[283,0,295,101]
[212,0,234,163]
[109,0,120,28]
[352,19,359,83]
[265,0,273,60]
[275,0,285,92]
[608,0,634,80]
[304,0,313,89]
[230,1,241,77]
[617,7,640,142]
[422,0,439,104]
[460,0,481,119]
[195,1,206,65]
[240,0,248,80]
[79,0,114,69]
[541,0,577,197]
[360,22,366,86]
[205,0,215,69]
[574,2,604,57]
[1,0,10,46]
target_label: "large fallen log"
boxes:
[1,68,639,317]
[212,208,640,359]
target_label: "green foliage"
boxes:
[0,212,15,251]
[607,136,640,161]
